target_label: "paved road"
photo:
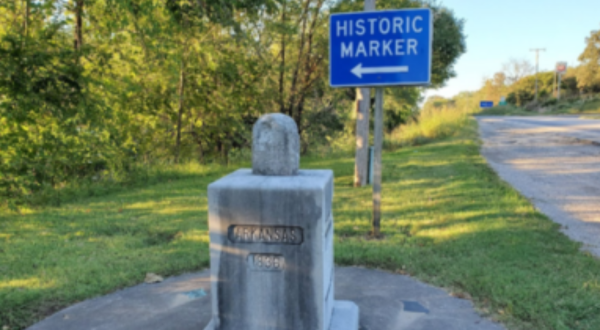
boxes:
[477,116,600,256]
[480,116,600,144]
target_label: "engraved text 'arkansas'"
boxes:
[228,225,303,245]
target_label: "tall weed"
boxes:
[387,104,477,148]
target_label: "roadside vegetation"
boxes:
[3,1,600,330]
[480,96,600,116]
[428,26,600,117]
[0,0,465,208]
[4,116,600,329]
[387,92,478,147]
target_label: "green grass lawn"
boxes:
[3,120,600,329]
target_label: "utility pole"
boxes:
[553,71,557,98]
[530,48,545,102]
[353,0,376,187]
[556,62,567,101]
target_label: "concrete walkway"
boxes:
[29,267,504,330]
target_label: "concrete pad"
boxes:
[204,301,359,330]
[28,267,504,330]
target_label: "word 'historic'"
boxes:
[335,16,425,37]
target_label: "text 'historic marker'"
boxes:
[329,8,433,88]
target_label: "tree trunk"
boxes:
[353,0,375,187]
[198,141,204,164]
[175,65,185,163]
[296,98,304,142]
[354,88,371,187]
[190,123,205,164]
[74,0,83,51]
[222,141,228,165]
[286,0,310,118]
[278,2,286,113]
[23,0,30,38]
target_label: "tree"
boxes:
[506,72,554,106]
[0,0,468,209]
[164,0,278,162]
[502,58,535,85]
[576,28,600,92]
[73,0,83,51]
[273,0,330,138]
[480,72,507,103]
[429,6,466,87]
[0,0,115,203]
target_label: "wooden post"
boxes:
[353,0,376,187]
[372,88,384,237]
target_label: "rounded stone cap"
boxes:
[252,113,300,176]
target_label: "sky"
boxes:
[424,0,600,100]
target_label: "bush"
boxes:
[0,29,123,207]
[506,72,554,106]
[541,98,558,107]
[524,101,541,111]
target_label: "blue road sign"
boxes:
[480,101,494,108]
[329,8,433,88]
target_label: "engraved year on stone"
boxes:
[248,253,285,271]
[228,225,303,245]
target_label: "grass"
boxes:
[478,105,535,116]
[387,103,476,147]
[581,114,600,120]
[3,120,600,329]
[0,164,227,329]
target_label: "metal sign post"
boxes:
[329,6,433,237]
[530,48,546,102]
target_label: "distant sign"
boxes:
[556,62,567,74]
[329,9,433,88]
[480,101,494,108]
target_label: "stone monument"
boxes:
[204,113,359,330]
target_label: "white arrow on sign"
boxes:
[351,63,409,79]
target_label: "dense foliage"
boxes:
[575,27,600,93]
[0,0,465,206]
